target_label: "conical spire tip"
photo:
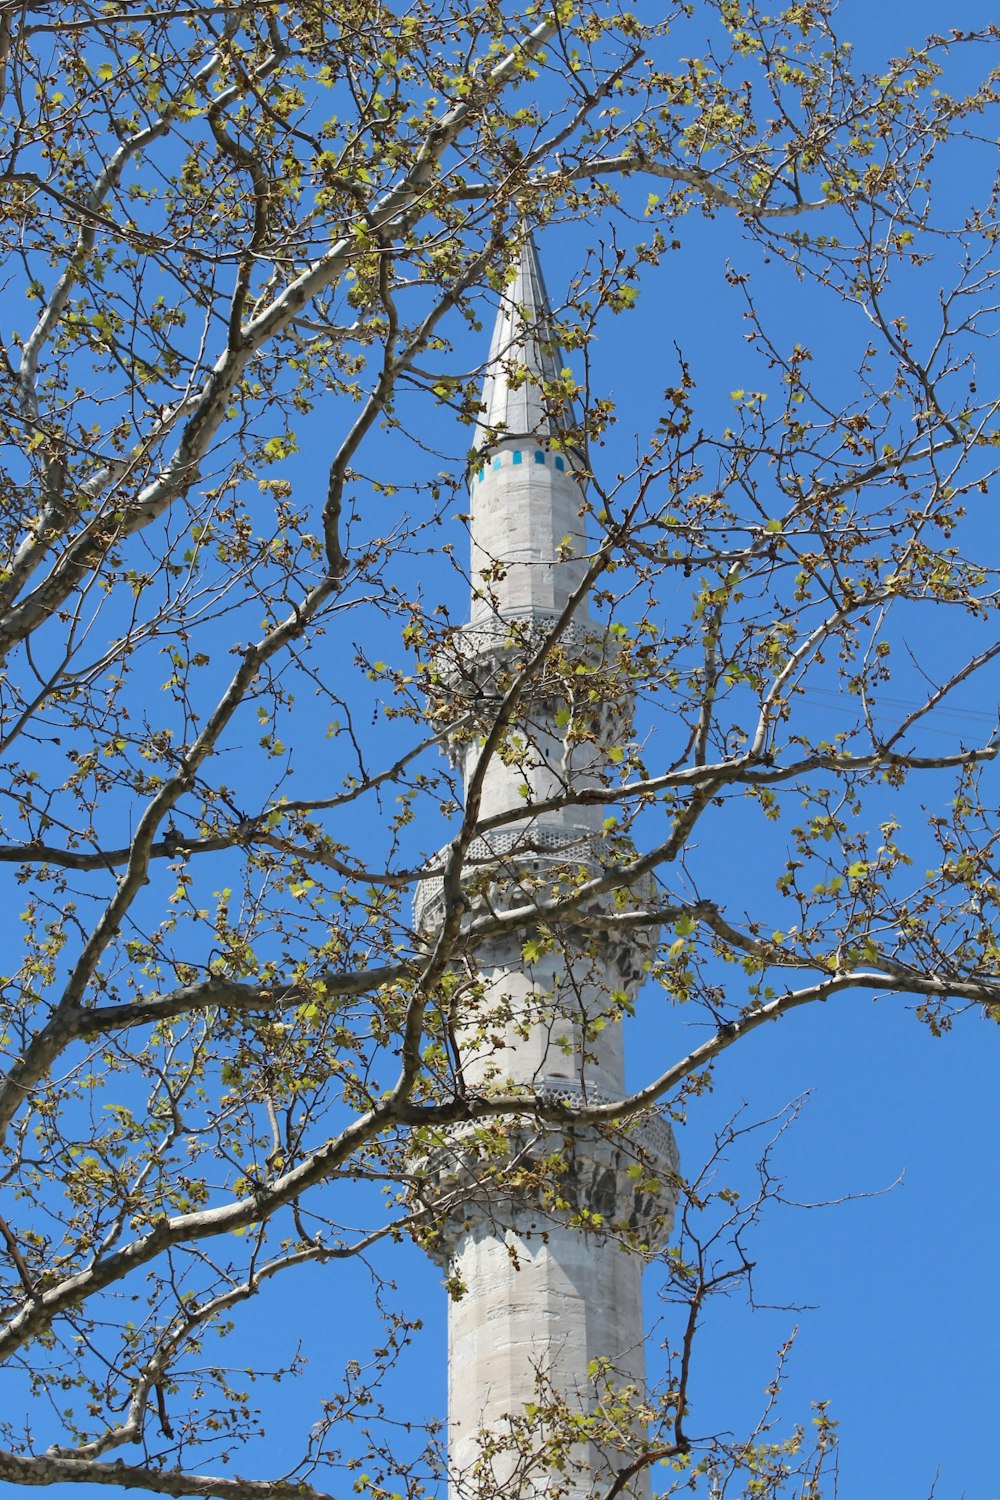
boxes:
[472,231,575,459]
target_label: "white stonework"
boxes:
[446,1223,648,1497]
[469,445,589,627]
[417,233,678,1500]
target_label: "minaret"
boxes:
[415,234,678,1500]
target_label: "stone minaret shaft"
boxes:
[416,236,677,1500]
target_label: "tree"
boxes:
[0,0,998,1495]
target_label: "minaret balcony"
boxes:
[414,824,656,934]
[413,824,660,1007]
[424,615,635,760]
[411,1074,679,1264]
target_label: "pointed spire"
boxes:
[472,230,574,457]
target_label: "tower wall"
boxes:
[458,713,615,834]
[469,443,588,625]
[447,1221,647,1500]
[455,938,627,1099]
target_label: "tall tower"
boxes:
[415,234,678,1500]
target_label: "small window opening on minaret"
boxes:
[534,450,544,464]
[513,450,523,464]
[555,456,565,471]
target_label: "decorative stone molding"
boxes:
[426,615,633,740]
[413,824,658,977]
[414,823,598,930]
[416,822,656,924]
[413,1076,679,1264]
[435,615,608,678]
[536,1077,678,1167]
[468,445,580,489]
